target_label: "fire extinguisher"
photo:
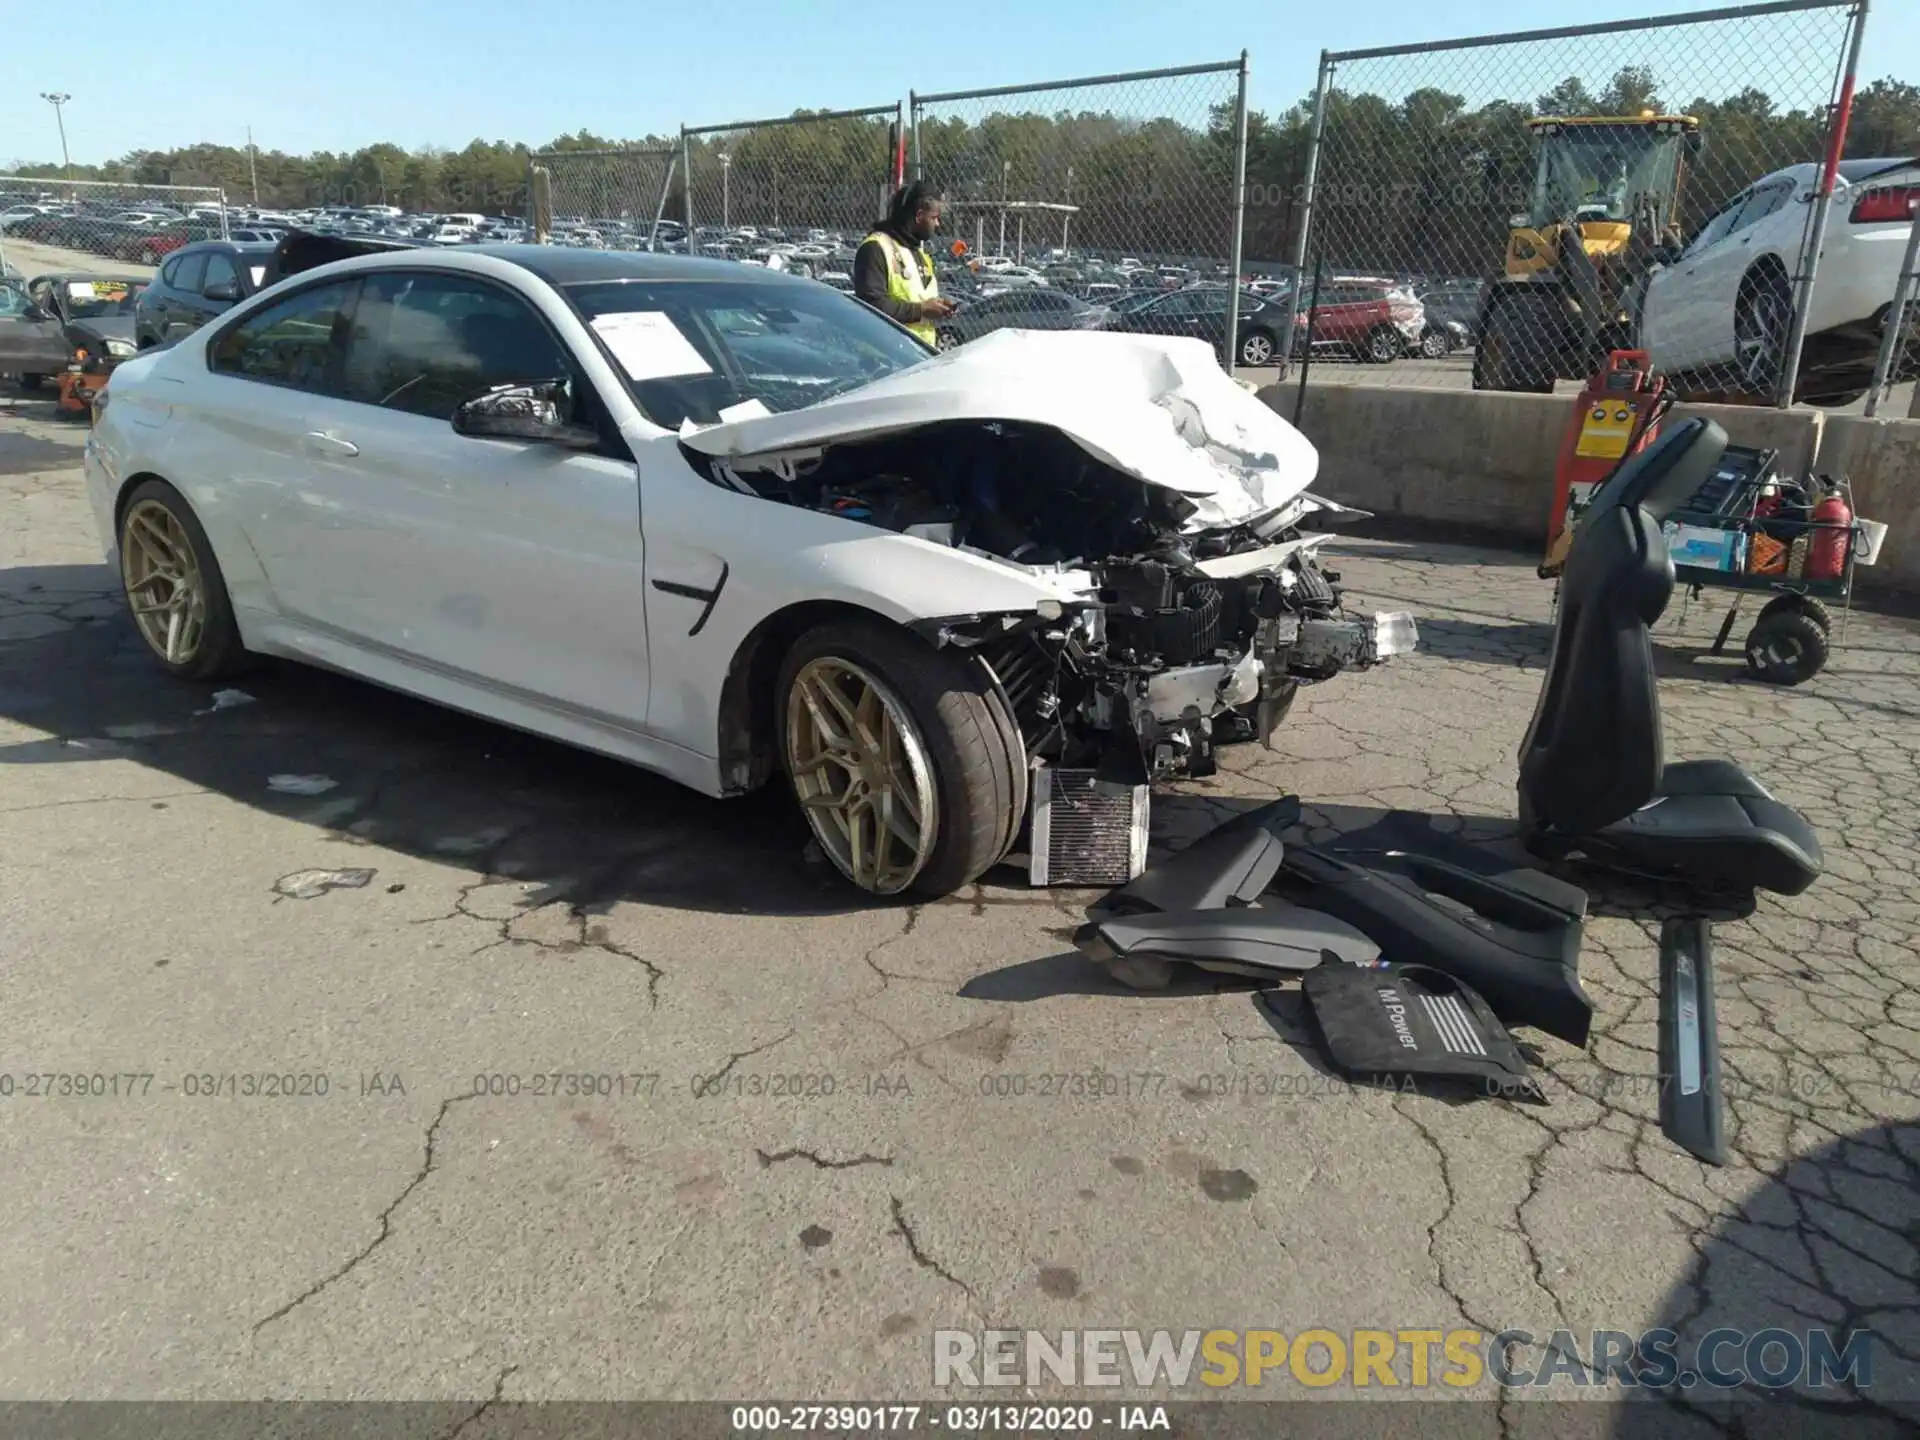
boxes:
[1807,482,1853,582]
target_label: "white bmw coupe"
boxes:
[85,237,1414,897]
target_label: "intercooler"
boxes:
[1028,765,1150,887]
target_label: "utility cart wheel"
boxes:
[1744,604,1829,686]
[1758,592,1832,634]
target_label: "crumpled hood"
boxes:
[677,329,1318,529]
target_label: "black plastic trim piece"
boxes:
[650,561,729,636]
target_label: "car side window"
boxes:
[158,255,182,287]
[208,279,357,394]
[171,252,208,294]
[1729,181,1791,235]
[201,252,240,294]
[341,271,571,421]
[1684,197,1744,257]
[0,284,30,318]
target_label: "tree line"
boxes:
[5,73,1914,271]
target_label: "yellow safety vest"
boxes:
[865,229,939,346]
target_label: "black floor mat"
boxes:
[1301,961,1544,1103]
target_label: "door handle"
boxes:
[305,431,359,457]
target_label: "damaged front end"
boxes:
[687,414,1417,786]
[677,330,1417,883]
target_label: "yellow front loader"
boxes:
[1473,114,1701,392]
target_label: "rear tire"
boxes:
[1758,593,1832,634]
[935,327,961,352]
[1473,293,1558,393]
[777,618,1024,898]
[1420,326,1452,359]
[1734,269,1793,399]
[18,373,44,391]
[1238,327,1276,367]
[1363,326,1400,364]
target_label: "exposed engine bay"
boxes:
[686,418,1417,782]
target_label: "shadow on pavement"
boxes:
[0,562,868,919]
[1609,1119,1919,1434]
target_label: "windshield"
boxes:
[1530,125,1681,229]
[565,277,933,430]
[62,279,145,319]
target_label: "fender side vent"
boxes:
[1029,766,1150,887]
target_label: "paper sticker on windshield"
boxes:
[590,311,713,381]
[718,397,771,422]
[249,267,266,287]
[68,281,97,300]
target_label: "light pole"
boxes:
[40,93,73,188]
[719,153,731,231]
[246,125,260,206]
[1063,165,1073,254]
[998,160,1009,258]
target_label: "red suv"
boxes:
[1291,277,1426,363]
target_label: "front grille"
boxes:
[1029,766,1150,887]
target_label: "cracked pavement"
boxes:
[2,399,1919,1427]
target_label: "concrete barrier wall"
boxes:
[1261,382,1916,596]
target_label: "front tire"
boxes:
[935,326,961,352]
[1473,292,1557,393]
[1744,607,1828,686]
[1238,327,1276,367]
[137,246,158,266]
[778,618,1025,898]
[1363,326,1400,364]
[117,480,250,680]
[1420,326,1452,359]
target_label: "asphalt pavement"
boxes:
[3,396,1919,1423]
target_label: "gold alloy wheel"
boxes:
[120,499,208,666]
[784,657,939,895]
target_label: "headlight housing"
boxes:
[106,339,136,358]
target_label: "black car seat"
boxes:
[1516,416,1822,896]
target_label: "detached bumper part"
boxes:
[1071,795,1594,1048]
[1292,611,1419,671]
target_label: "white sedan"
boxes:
[1641,155,1918,403]
[84,243,1413,897]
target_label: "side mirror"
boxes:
[451,379,600,449]
[203,280,240,302]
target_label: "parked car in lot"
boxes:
[84,242,1408,898]
[933,288,1113,350]
[136,240,281,349]
[1415,280,1485,350]
[1104,285,1292,366]
[1292,277,1426,363]
[1640,154,1920,404]
[0,277,75,380]
[10,272,148,392]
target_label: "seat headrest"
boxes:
[1581,416,1728,529]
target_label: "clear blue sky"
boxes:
[3,0,1913,165]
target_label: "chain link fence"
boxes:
[910,60,1254,363]
[0,177,229,278]
[1282,1,1863,406]
[1863,189,1920,418]
[527,146,679,249]
[677,105,902,279]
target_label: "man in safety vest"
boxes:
[853,179,954,346]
